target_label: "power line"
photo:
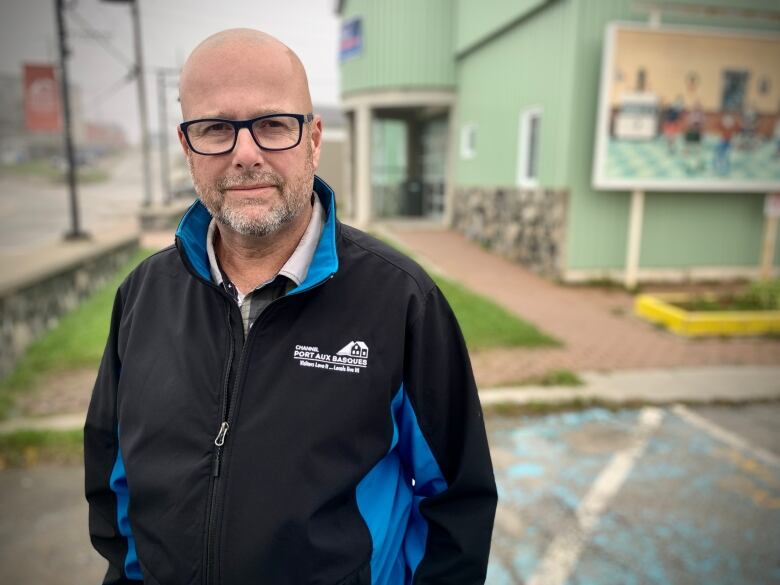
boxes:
[67,8,134,69]
[89,71,135,107]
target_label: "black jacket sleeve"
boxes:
[402,285,497,583]
[84,288,139,584]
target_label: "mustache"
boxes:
[218,171,283,191]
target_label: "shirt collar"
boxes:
[206,193,325,290]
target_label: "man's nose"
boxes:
[231,127,266,169]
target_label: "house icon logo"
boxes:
[292,340,370,374]
[336,341,369,358]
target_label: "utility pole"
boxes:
[130,0,153,207]
[103,0,153,207]
[55,0,88,240]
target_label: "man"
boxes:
[85,29,496,585]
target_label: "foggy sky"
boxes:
[0,0,342,144]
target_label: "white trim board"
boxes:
[516,106,543,188]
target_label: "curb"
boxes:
[480,366,780,407]
[635,293,780,337]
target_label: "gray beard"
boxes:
[187,158,312,237]
[209,185,304,237]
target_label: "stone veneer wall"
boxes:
[451,186,568,277]
[0,237,139,380]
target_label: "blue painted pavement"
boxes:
[485,408,780,585]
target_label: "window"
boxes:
[460,123,477,160]
[517,107,542,187]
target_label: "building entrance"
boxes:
[371,107,448,219]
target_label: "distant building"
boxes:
[337,0,780,283]
[315,104,347,203]
[84,121,127,154]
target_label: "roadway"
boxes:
[0,148,178,253]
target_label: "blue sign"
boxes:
[340,18,363,61]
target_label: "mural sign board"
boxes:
[593,23,780,192]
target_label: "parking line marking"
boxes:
[526,407,664,585]
[494,503,525,539]
[672,404,780,468]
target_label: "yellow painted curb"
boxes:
[634,294,780,337]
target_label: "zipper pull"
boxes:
[212,422,230,477]
[214,421,229,446]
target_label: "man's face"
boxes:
[178,41,321,237]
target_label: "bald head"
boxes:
[179,28,313,120]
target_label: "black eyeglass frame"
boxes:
[180,112,314,155]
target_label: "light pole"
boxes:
[156,68,178,206]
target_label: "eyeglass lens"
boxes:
[187,115,301,153]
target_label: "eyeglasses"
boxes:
[180,112,314,155]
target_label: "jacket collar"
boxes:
[175,175,339,293]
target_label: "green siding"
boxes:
[640,192,770,268]
[560,0,629,270]
[340,0,456,96]
[454,0,550,55]
[455,0,577,187]
[562,0,780,270]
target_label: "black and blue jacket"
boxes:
[85,176,497,585]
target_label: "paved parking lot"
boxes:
[1,404,777,584]
[487,403,780,585]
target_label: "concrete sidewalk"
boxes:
[380,225,780,387]
[1,365,777,435]
[0,413,87,435]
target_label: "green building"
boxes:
[336,0,780,285]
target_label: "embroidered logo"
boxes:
[292,341,370,374]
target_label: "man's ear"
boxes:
[177,126,191,158]
[310,115,323,171]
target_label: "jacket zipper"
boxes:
[212,304,235,478]
[204,301,236,585]
[203,273,335,585]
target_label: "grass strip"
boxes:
[372,231,559,351]
[504,369,584,387]
[434,275,558,351]
[0,429,83,469]
[0,248,155,418]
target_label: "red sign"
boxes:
[24,64,61,132]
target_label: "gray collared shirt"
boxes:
[206,194,325,336]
